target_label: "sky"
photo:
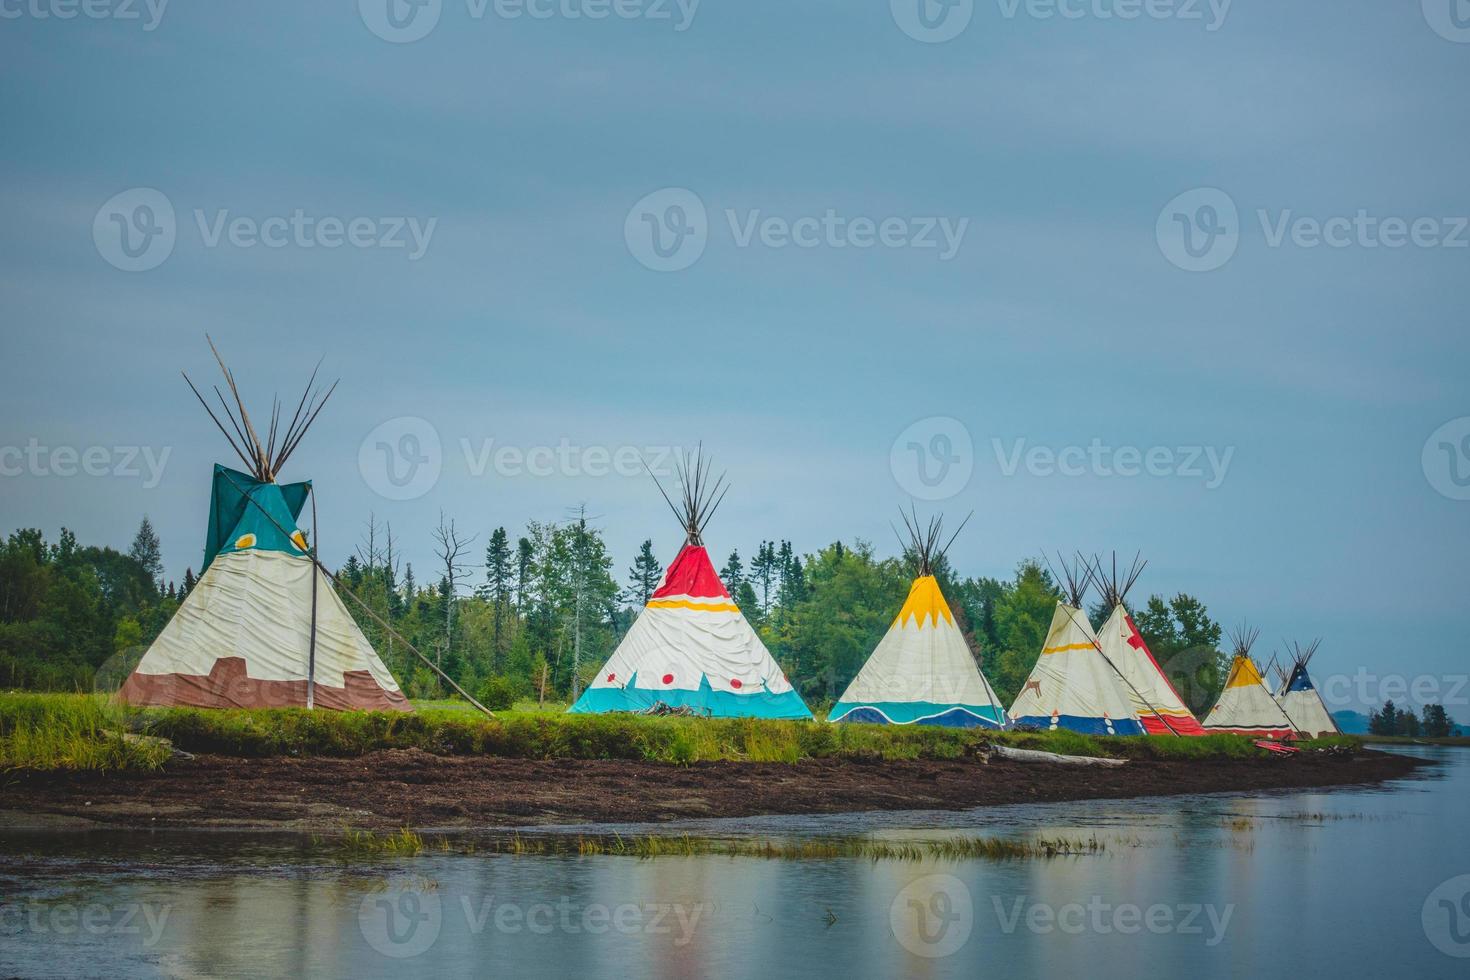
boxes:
[2,1,1467,712]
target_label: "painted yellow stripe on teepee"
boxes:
[1042,642,1094,655]
[892,576,955,629]
[647,599,740,613]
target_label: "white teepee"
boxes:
[1009,559,1144,736]
[1202,626,1296,738]
[121,341,406,712]
[1092,553,1205,736]
[831,512,1006,727]
[568,450,811,719]
[1275,640,1339,737]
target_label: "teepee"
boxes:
[1275,640,1338,737]
[1009,556,1144,735]
[569,450,811,719]
[120,340,409,712]
[1093,553,1205,736]
[1201,626,1296,738]
[830,511,1006,727]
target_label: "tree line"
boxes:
[0,514,1342,721]
[1368,701,1458,738]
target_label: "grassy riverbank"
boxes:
[1,691,1359,772]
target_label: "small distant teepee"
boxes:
[1275,640,1339,737]
[120,339,408,712]
[830,510,1007,728]
[1202,626,1296,739]
[1009,556,1143,736]
[568,448,812,719]
[1092,553,1205,736]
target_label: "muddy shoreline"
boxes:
[0,749,1428,832]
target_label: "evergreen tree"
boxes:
[1369,700,1399,736]
[751,541,778,615]
[626,539,662,607]
[128,516,163,591]
[480,527,513,667]
[720,550,745,594]
[181,567,197,597]
[515,536,534,614]
[1422,704,1453,738]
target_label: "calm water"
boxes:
[2,746,1467,978]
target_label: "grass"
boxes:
[329,828,426,856]
[0,692,171,772]
[1,691,1362,771]
[323,829,1105,862]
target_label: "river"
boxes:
[2,746,1466,978]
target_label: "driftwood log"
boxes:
[988,745,1127,768]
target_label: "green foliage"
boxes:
[0,692,170,770]
[0,527,168,691]
[1370,701,1454,737]
[476,675,522,711]
[1132,594,1227,714]
[4,693,1303,769]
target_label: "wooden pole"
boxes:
[307,485,319,710]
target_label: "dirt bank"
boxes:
[0,749,1427,831]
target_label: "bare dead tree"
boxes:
[432,511,477,668]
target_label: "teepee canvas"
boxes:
[1202,627,1295,738]
[831,512,1006,728]
[1275,640,1338,737]
[120,342,408,712]
[569,451,811,719]
[1009,559,1143,736]
[1093,553,1205,736]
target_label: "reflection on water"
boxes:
[1,747,1466,978]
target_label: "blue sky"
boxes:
[2,2,1467,710]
